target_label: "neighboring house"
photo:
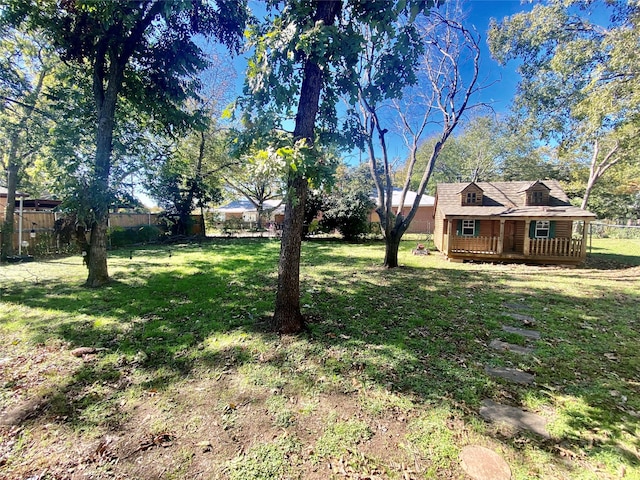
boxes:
[433,180,596,264]
[0,186,61,211]
[369,189,435,234]
[214,199,285,226]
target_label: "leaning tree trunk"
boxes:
[272,0,341,334]
[1,68,47,261]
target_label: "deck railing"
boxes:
[447,235,584,258]
[529,237,583,258]
[450,235,499,254]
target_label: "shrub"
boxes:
[320,192,375,241]
[108,225,161,247]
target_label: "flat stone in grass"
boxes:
[502,312,537,325]
[460,445,511,480]
[489,340,534,356]
[480,399,550,438]
[485,366,535,385]
[0,395,47,426]
[502,302,528,311]
[501,325,541,340]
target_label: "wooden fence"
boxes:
[0,211,170,255]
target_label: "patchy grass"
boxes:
[0,237,639,479]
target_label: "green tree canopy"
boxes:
[3,0,246,284]
[0,28,57,259]
[237,0,438,332]
[488,0,640,211]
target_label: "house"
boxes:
[433,180,596,264]
[214,199,285,226]
[369,189,435,234]
[0,186,62,211]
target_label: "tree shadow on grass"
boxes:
[1,238,639,475]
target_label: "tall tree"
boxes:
[239,1,437,332]
[224,148,285,230]
[0,29,56,260]
[148,57,241,235]
[145,124,230,235]
[3,0,246,285]
[353,12,480,267]
[488,0,640,211]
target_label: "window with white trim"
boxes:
[461,219,476,236]
[534,220,550,238]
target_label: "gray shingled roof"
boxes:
[435,180,596,219]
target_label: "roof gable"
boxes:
[457,182,483,195]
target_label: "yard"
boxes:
[0,238,638,479]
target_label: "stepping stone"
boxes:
[460,445,511,480]
[503,302,528,311]
[489,340,533,356]
[501,325,541,340]
[0,395,47,426]
[480,399,550,438]
[485,366,535,385]
[502,312,536,325]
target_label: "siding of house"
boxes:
[433,210,446,251]
[369,205,435,234]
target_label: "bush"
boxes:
[108,225,161,248]
[320,192,375,241]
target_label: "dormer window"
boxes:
[523,181,550,206]
[466,192,477,205]
[529,190,545,205]
[460,183,483,206]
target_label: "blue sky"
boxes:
[463,0,532,112]
[226,1,534,162]
[143,1,536,207]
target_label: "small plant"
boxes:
[226,435,301,480]
[315,418,372,459]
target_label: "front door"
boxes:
[504,221,516,252]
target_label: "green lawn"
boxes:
[0,237,639,479]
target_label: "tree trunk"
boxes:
[384,230,402,268]
[86,73,119,286]
[1,67,47,261]
[86,216,109,286]
[1,161,19,260]
[273,174,308,333]
[272,0,341,333]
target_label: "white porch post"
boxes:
[446,218,453,254]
